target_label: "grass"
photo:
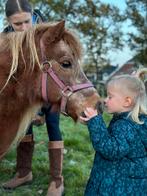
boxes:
[0,113,112,196]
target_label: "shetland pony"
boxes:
[0,21,100,159]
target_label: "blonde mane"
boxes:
[0,22,83,92]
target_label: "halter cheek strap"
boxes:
[41,61,93,115]
[40,38,93,115]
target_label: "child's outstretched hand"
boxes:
[80,107,98,122]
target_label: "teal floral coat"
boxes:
[85,112,147,196]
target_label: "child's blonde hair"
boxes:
[107,68,147,124]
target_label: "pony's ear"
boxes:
[42,20,65,44]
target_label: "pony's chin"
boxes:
[62,109,78,122]
[69,113,78,122]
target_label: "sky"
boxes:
[102,0,127,11]
[0,0,134,66]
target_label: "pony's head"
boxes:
[34,21,100,120]
[1,20,100,121]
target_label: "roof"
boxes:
[106,60,137,82]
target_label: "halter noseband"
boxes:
[41,61,93,115]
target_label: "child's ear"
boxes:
[124,96,132,107]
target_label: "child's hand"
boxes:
[80,107,98,122]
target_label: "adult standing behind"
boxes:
[2,0,64,195]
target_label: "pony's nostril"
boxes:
[95,101,104,114]
[81,111,87,118]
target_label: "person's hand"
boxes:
[32,114,45,126]
[80,107,98,122]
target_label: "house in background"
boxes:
[86,65,118,85]
[100,65,118,81]
[85,58,140,96]
[96,59,139,96]
[105,59,138,82]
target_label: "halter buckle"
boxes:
[42,61,52,72]
[62,86,73,97]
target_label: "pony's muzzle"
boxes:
[95,99,104,114]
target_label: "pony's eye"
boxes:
[61,61,72,68]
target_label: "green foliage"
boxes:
[29,0,146,67]
[0,0,146,68]
[28,0,124,78]
[125,0,147,66]
[0,113,111,196]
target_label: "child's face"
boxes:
[104,84,132,114]
[8,11,32,32]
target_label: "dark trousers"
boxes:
[26,106,62,141]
